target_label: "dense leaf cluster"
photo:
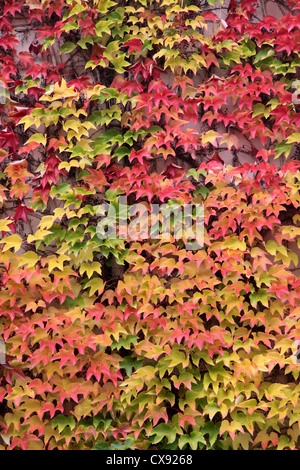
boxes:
[0,0,300,450]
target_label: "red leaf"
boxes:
[0,129,19,154]
[47,0,64,18]
[228,0,237,12]
[0,33,18,50]
[122,38,143,53]
[259,15,277,31]
[78,16,95,37]
[120,80,144,95]
[128,59,166,81]
[270,104,290,125]
[162,162,185,181]
[32,183,51,204]
[27,86,45,100]
[19,140,41,154]
[202,11,219,22]
[256,149,275,162]
[3,2,22,16]
[47,136,66,151]
[29,8,44,23]
[82,168,108,190]
[127,61,149,80]
[14,203,34,222]
[68,76,92,92]
[90,44,106,60]
[172,75,194,91]
[25,63,49,80]
[29,41,42,56]
[208,152,224,164]
[18,51,34,67]
[0,15,13,30]
[129,149,152,165]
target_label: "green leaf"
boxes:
[84,276,104,296]
[204,403,220,420]
[274,141,293,159]
[50,183,71,197]
[92,416,112,431]
[278,435,291,450]
[88,111,103,125]
[207,0,223,4]
[142,39,153,52]
[187,168,207,180]
[222,50,241,65]
[61,22,78,32]
[250,289,269,308]
[77,36,95,49]
[42,36,56,51]
[60,42,77,54]
[112,335,138,350]
[179,432,206,450]
[114,145,130,160]
[252,103,270,118]
[92,442,110,450]
[110,439,133,450]
[97,0,116,13]
[50,415,75,433]
[104,40,120,59]
[120,356,143,376]
[65,3,87,18]
[253,47,275,63]
[148,424,172,444]
[111,55,131,73]
[201,421,220,447]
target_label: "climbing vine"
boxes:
[0,0,300,450]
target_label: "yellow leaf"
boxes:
[54,208,67,219]
[265,383,289,400]
[0,219,14,232]
[27,229,52,242]
[27,133,46,146]
[42,79,78,101]
[85,277,104,296]
[224,236,246,251]
[134,365,156,380]
[82,121,96,131]
[58,161,70,170]
[96,0,116,14]
[286,133,300,144]
[265,239,287,256]
[18,115,38,130]
[201,130,221,145]
[18,251,39,268]
[79,262,102,278]
[67,129,89,140]
[45,254,70,273]
[63,119,81,133]
[86,84,105,99]
[1,234,22,252]
[219,133,239,149]
[38,215,55,230]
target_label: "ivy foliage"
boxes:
[0,0,300,450]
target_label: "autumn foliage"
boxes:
[0,0,300,450]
